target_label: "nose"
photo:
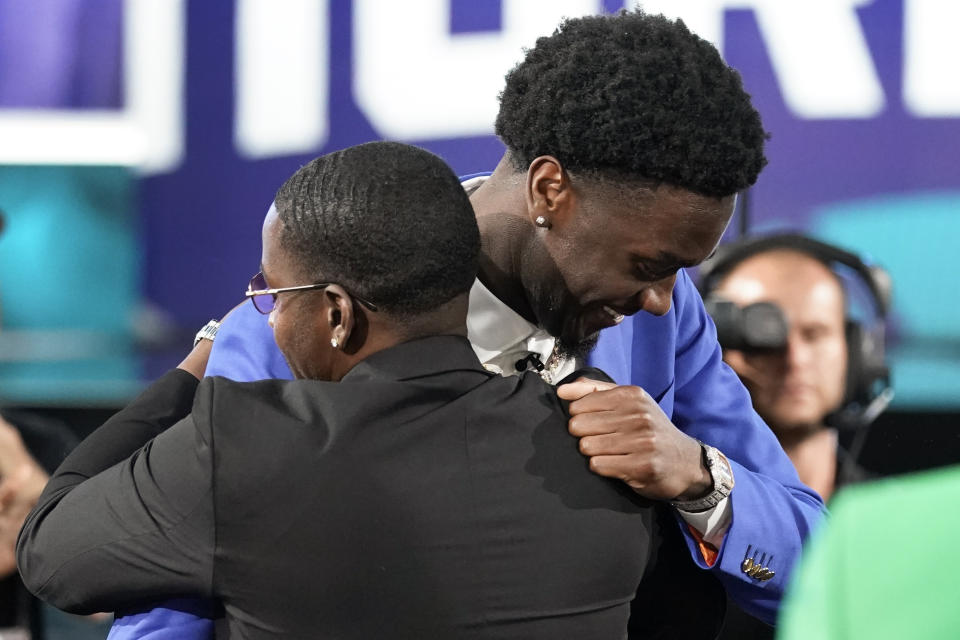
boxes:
[268,307,277,328]
[637,274,677,316]
[784,333,814,369]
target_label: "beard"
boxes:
[520,254,609,362]
[526,280,605,362]
[555,331,600,362]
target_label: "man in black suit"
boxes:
[17,142,707,639]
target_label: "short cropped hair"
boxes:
[495,9,768,198]
[274,142,479,315]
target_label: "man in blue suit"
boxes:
[110,9,823,638]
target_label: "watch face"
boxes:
[671,445,734,512]
[711,450,735,491]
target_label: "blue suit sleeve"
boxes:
[108,600,217,640]
[205,300,293,381]
[669,271,826,624]
[108,301,292,640]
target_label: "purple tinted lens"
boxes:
[248,272,275,314]
[252,293,275,314]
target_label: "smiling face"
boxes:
[714,250,848,435]
[524,180,734,353]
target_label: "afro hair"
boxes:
[495,10,768,198]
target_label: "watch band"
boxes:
[193,319,221,347]
[670,442,735,513]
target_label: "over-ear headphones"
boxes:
[698,233,893,428]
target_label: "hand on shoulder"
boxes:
[557,378,711,501]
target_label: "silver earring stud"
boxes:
[330,338,339,349]
[535,215,549,228]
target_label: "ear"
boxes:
[524,156,575,229]
[323,285,357,351]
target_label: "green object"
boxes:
[778,465,960,639]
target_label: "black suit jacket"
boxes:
[18,336,721,639]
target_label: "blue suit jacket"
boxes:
[588,270,825,620]
[109,269,824,640]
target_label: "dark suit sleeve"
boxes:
[628,505,725,639]
[17,369,216,615]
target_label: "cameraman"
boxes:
[712,250,855,500]
[700,234,892,638]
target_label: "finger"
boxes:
[556,377,618,401]
[578,432,653,457]
[0,420,27,473]
[583,453,638,483]
[566,385,653,418]
[586,453,658,488]
[0,479,15,510]
[734,361,770,394]
[568,411,645,437]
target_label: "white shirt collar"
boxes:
[466,278,577,383]
[462,174,578,383]
[467,278,541,363]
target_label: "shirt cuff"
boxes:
[676,495,732,550]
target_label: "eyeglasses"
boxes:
[245,271,379,314]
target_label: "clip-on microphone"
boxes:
[515,353,545,373]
